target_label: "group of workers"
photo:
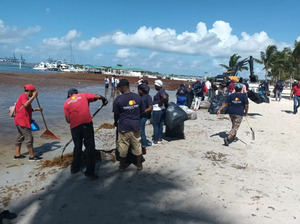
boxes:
[12,76,300,180]
[12,78,169,179]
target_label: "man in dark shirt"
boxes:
[113,79,145,171]
[217,83,249,146]
[138,84,153,154]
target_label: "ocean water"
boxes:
[0,63,52,74]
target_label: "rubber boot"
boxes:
[119,157,129,171]
[136,155,143,171]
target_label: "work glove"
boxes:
[102,97,108,105]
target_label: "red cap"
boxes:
[24,84,36,91]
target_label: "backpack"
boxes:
[9,103,16,118]
[9,102,24,118]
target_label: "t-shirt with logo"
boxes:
[64,93,96,129]
[226,93,249,116]
[141,94,153,118]
[292,86,300,96]
[14,93,32,128]
[113,92,144,132]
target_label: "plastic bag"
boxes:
[208,94,228,114]
[248,90,269,104]
[165,102,188,130]
[30,120,40,131]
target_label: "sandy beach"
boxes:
[1,73,300,224]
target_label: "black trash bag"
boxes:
[165,102,188,130]
[115,147,145,165]
[165,122,185,139]
[208,93,228,114]
[248,90,269,104]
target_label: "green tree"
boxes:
[219,53,248,72]
[260,45,277,80]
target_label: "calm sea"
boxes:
[0,63,51,74]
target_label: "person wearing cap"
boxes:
[113,79,145,171]
[152,80,169,144]
[176,83,188,106]
[290,81,300,114]
[217,83,249,146]
[138,84,153,154]
[14,84,42,161]
[64,88,108,179]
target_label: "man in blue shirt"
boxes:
[217,83,249,146]
[113,79,145,171]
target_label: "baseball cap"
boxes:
[235,83,243,89]
[154,80,163,87]
[24,84,36,91]
[117,79,129,88]
[67,88,78,98]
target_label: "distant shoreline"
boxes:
[0,72,187,90]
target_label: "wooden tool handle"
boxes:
[36,96,48,130]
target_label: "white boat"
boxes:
[33,62,48,70]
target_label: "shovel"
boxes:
[61,104,104,159]
[36,96,61,141]
[245,117,255,140]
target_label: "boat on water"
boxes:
[33,62,49,71]
[33,60,85,72]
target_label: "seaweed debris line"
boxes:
[38,153,73,169]
[99,123,115,129]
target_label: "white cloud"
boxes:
[42,29,80,49]
[116,48,137,58]
[78,35,111,50]
[148,51,158,59]
[77,20,276,58]
[0,19,41,44]
[297,36,300,42]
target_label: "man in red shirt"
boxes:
[64,88,108,179]
[14,84,42,161]
[290,81,300,114]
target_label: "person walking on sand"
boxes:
[113,79,145,171]
[275,80,284,101]
[104,76,110,89]
[290,81,300,114]
[217,83,249,146]
[152,80,169,144]
[64,88,108,180]
[111,75,115,89]
[14,84,43,161]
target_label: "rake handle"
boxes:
[36,96,48,130]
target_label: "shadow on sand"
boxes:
[10,161,233,224]
[281,110,294,114]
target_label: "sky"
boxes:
[0,0,300,78]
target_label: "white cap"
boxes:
[154,80,163,87]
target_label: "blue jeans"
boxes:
[140,117,148,148]
[293,96,300,113]
[152,110,164,142]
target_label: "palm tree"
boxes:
[220,53,248,73]
[260,45,277,80]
